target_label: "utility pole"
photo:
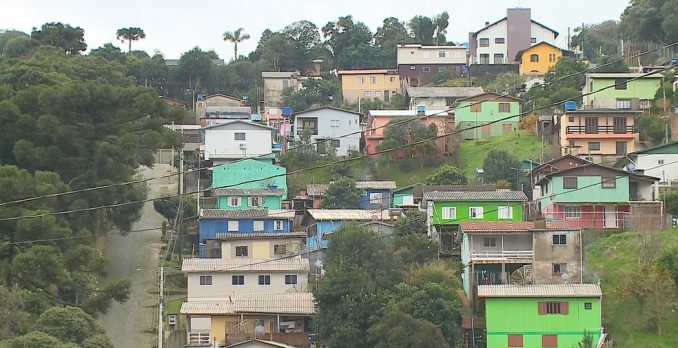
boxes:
[158,267,164,348]
[581,22,585,60]
[567,27,570,50]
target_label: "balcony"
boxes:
[565,125,636,135]
[470,250,534,261]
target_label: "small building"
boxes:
[392,184,417,208]
[203,120,277,165]
[292,106,361,157]
[454,92,523,140]
[195,94,245,124]
[396,43,468,86]
[582,72,663,111]
[406,86,484,109]
[337,69,400,103]
[516,42,565,75]
[616,141,678,186]
[303,209,398,252]
[262,71,303,108]
[529,154,590,202]
[478,284,603,348]
[210,159,287,209]
[306,181,397,209]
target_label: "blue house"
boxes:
[306,181,397,209]
[303,209,397,252]
[198,209,295,257]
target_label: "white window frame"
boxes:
[228,196,242,207]
[258,274,271,286]
[616,99,631,110]
[357,76,364,84]
[469,207,484,219]
[564,206,581,218]
[369,192,383,204]
[234,132,246,141]
[364,91,371,97]
[249,196,262,207]
[199,275,212,286]
[228,220,239,232]
[285,274,298,285]
[253,220,264,232]
[330,120,341,128]
[375,91,382,97]
[498,206,513,220]
[370,75,376,84]
[274,220,284,231]
[442,207,456,219]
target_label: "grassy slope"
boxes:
[373,157,449,187]
[586,230,678,347]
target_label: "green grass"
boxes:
[165,298,184,315]
[373,157,448,187]
[458,131,551,178]
[586,229,678,347]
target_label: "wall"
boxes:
[359,189,392,209]
[485,297,601,348]
[398,64,465,85]
[221,238,304,259]
[431,200,524,224]
[204,127,272,160]
[540,176,629,208]
[212,160,287,193]
[392,188,414,207]
[307,220,344,251]
[217,195,282,210]
[519,45,562,75]
[409,96,449,109]
[469,233,532,254]
[263,76,300,108]
[293,108,361,156]
[583,77,661,108]
[199,218,292,242]
[636,153,678,184]
[397,45,467,65]
[532,230,582,284]
[195,96,242,123]
[187,271,308,297]
[474,21,509,64]
[562,138,637,159]
[340,73,400,103]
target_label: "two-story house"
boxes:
[210,159,287,210]
[468,8,558,65]
[536,162,660,229]
[453,92,523,140]
[406,86,484,109]
[478,284,603,348]
[337,69,400,103]
[516,42,566,75]
[616,141,678,186]
[203,120,276,165]
[582,72,663,111]
[559,109,639,163]
[195,93,244,124]
[530,154,590,202]
[293,106,361,156]
[396,43,468,86]
[303,209,398,253]
[262,71,303,108]
[306,181,397,209]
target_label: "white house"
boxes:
[202,120,275,165]
[292,106,361,156]
[617,142,678,186]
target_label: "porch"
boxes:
[543,202,664,230]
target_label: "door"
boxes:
[604,205,618,228]
[384,90,390,102]
[585,117,598,134]
[616,141,627,155]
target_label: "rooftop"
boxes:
[307,209,396,221]
[586,72,664,79]
[261,71,300,78]
[211,188,286,197]
[180,292,316,315]
[477,284,602,298]
[215,231,307,240]
[337,69,397,75]
[200,209,296,219]
[407,86,484,98]
[368,109,452,117]
[306,181,397,196]
[459,221,535,233]
[182,256,309,272]
[423,190,528,201]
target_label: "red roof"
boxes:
[459,221,535,232]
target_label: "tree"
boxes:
[374,17,410,67]
[321,176,361,209]
[89,43,127,64]
[663,190,678,215]
[0,31,38,58]
[636,114,667,144]
[425,165,468,185]
[570,21,622,61]
[31,22,87,54]
[33,306,109,345]
[322,16,373,61]
[409,16,435,45]
[115,27,146,53]
[223,28,250,60]
[482,73,526,95]
[0,286,30,339]
[369,309,447,348]
[433,12,450,45]
[620,0,678,43]
[482,149,521,186]
[656,242,678,284]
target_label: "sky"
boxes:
[0,0,629,60]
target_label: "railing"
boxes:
[565,125,636,134]
[471,250,533,259]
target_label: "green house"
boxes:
[424,190,527,225]
[391,184,415,208]
[582,72,662,110]
[211,159,287,210]
[454,92,524,140]
[479,284,603,348]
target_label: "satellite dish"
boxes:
[510,265,534,285]
[561,272,570,284]
[627,163,636,172]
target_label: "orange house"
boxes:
[516,42,564,75]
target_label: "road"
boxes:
[99,165,176,348]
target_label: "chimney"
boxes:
[485,21,490,27]
[506,8,532,64]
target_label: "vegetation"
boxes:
[222,28,250,60]
[115,27,145,53]
[482,149,521,187]
[321,176,361,209]
[424,165,467,185]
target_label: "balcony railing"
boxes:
[565,125,636,134]
[471,250,533,259]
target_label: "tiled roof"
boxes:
[407,86,484,98]
[215,232,306,240]
[307,181,397,196]
[180,292,316,315]
[477,284,602,298]
[200,209,295,219]
[181,256,309,272]
[307,209,396,221]
[423,190,528,201]
[261,71,300,78]
[306,184,328,196]
[212,188,286,196]
[459,221,535,232]
[413,184,497,198]
[368,109,451,117]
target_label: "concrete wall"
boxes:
[397,45,467,65]
[532,229,583,284]
[187,271,308,298]
[221,238,304,259]
[431,200,525,224]
[635,153,678,184]
[293,108,360,156]
[204,127,272,160]
[340,73,400,103]
[212,160,287,192]
[582,77,661,108]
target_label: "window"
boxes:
[530,54,539,62]
[552,263,567,275]
[331,139,340,148]
[199,275,212,285]
[564,206,581,218]
[585,117,598,134]
[531,37,537,43]
[498,102,510,113]
[274,220,284,230]
[616,141,627,155]
[508,334,523,347]
[375,91,382,97]
[658,159,665,165]
[483,237,497,247]
[495,37,505,44]
[568,116,575,122]
[234,132,246,141]
[357,76,364,84]
[389,76,396,82]
[549,53,556,62]
[588,142,600,151]
[422,67,431,72]
[538,301,569,315]
[369,192,383,204]
[438,66,447,72]
[470,103,482,112]
[542,334,558,347]
[249,196,262,207]
[235,246,248,256]
[568,140,576,147]
[470,207,484,219]
[228,196,242,207]
[640,99,651,109]
[298,117,318,135]
[553,234,567,245]
[479,54,490,64]
[442,207,456,219]
[494,53,504,64]
[616,99,631,110]
[330,120,341,127]
[615,79,628,90]
[283,80,289,88]
[479,38,489,47]
[601,176,616,188]
[370,75,376,84]
[364,91,371,97]
[232,275,245,285]
[498,206,513,219]
[410,65,416,70]
[274,244,287,256]
[228,220,239,232]
[253,220,264,231]
[563,177,577,189]
[258,275,271,285]
[438,50,447,57]
[584,302,593,310]
[285,274,298,285]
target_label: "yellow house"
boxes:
[517,42,564,76]
[338,69,400,103]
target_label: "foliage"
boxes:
[0,31,38,59]
[280,78,339,111]
[409,12,450,45]
[482,73,526,95]
[656,243,678,286]
[376,118,438,161]
[394,210,427,236]
[495,179,512,189]
[621,0,678,43]
[482,149,521,186]
[374,17,410,67]
[393,211,437,264]
[425,165,467,185]
[153,196,198,225]
[0,286,30,339]
[89,43,127,64]
[33,306,109,345]
[0,331,63,348]
[278,129,323,169]
[592,55,629,73]
[31,22,87,54]
[637,114,668,144]
[578,330,595,348]
[115,27,146,53]
[368,309,447,348]
[322,16,373,65]
[223,28,250,59]
[570,21,622,61]
[321,176,361,209]
[664,190,678,215]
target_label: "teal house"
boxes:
[479,284,603,348]
[454,92,523,140]
[582,72,662,110]
[211,159,287,210]
[391,184,416,208]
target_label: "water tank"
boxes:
[281,106,293,116]
[416,104,426,113]
[564,101,577,111]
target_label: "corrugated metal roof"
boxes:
[414,184,497,198]
[180,292,316,315]
[423,190,528,201]
[261,71,300,78]
[587,72,663,78]
[181,256,309,272]
[200,209,295,219]
[337,69,396,75]
[407,86,484,98]
[215,232,306,240]
[307,181,397,196]
[368,109,452,117]
[307,209,396,221]
[212,188,286,196]
[478,284,602,298]
[459,221,535,232]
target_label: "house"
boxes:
[478,284,603,348]
[337,69,400,103]
[392,183,499,209]
[292,106,361,156]
[459,221,583,301]
[536,162,661,229]
[195,94,245,124]
[210,159,287,210]
[203,121,276,165]
[198,209,296,257]
[303,209,398,252]
[365,108,454,157]
[453,92,523,140]
[529,154,590,201]
[582,72,663,111]
[262,71,303,108]
[396,43,468,86]
[306,181,397,209]
[468,8,558,65]
[406,86,484,109]
[516,42,566,75]
[392,185,417,208]
[616,141,678,186]
[559,109,639,163]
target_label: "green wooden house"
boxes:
[391,184,416,208]
[478,284,603,348]
[211,159,287,210]
[454,92,524,140]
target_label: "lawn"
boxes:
[165,298,184,315]
[373,157,449,187]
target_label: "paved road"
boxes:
[99,165,176,348]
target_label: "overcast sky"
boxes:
[0,0,628,60]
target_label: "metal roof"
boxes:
[180,292,316,315]
[477,284,602,298]
[200,209,295,219]
[261,71,300,78]
[459,221,535,233]
[407,87,484,98]
[212,188,286,196]
[215,232,306,240]
[413,184,497,198]
[337,69,397,75]
[586,72,664,79]
[307,209,396,221]
[368,109,451,117]
[423,190,528,201]
[181,256,309,272]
